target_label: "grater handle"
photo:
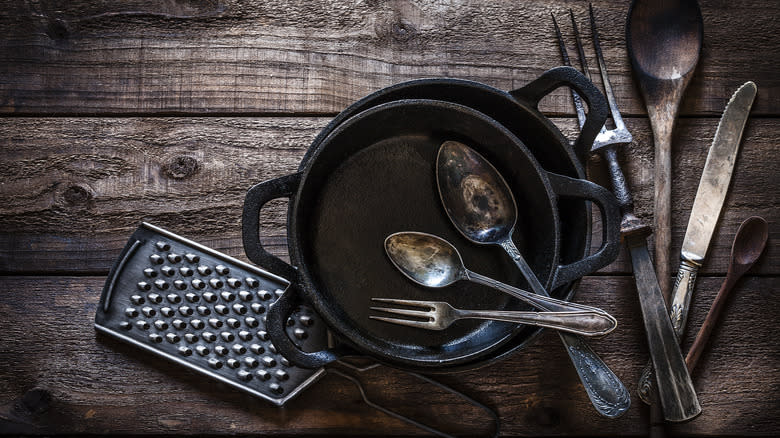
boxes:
[267,285,354,368]
[242,172,301,280]
[100,239,143,312]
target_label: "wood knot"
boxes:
[391,18,417,42]
[163,156,200,179]
[46,18,69,40]
[63,184,94,207]
[19,388,52,415]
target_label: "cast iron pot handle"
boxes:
[242,172,302,281]
[243,174,356,368]
[547,172,620,288]
[509,66,608,164]
[267,285,353,368]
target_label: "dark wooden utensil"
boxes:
[685,216,769,371]
[626,0,703,298]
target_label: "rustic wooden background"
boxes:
[1,0,778,436]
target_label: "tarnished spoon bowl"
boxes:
[383,231,466,288]
[436,140,547,296]
[436,140,517,243]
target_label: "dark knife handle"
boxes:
[627,238,701,422]
[602,147,633,214]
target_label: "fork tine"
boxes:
[370,306,431,318]
[588,3,631,136]
[551,13,573,66]
[552,12,587,129]
[369,316,438,330]
[569,9,592,82]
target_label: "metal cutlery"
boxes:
[434,137,629,418]
[370,298,617,336]
[384,231,615,316]
[637,81,758,403]
[554,5,700,422]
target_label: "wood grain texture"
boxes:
[1,1,778,435]
[1,0,777,116]
[0,275,776,436]
[1,117,777,275]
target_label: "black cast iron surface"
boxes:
[244,67,616,372]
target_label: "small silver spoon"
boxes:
[384,231,616,318]
[436,140,549,296]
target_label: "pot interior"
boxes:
[291,100,561,366]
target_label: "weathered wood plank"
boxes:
[0,275,776,435]
[1,0,777,116]
[1,117,777,275]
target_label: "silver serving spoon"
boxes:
[384,231,616,318]
[436,140,549,296]
[434,140,631,418]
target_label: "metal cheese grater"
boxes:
[95,222,328,406]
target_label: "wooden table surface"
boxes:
[1,0,778,436]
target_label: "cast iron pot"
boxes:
[292,67,605,370]
[243,70,618,371]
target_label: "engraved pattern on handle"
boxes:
[636,361,655,405]
[637,259,700,404]
[563,334,631,418]
[458,309,616,337]
[498,238,548,297]
[670,261,699,338]
[489,240,629,418]
[466,271,608,314]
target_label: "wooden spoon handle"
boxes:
[639,76,691,301]
[685,271,743,372]
[646,102,676,301]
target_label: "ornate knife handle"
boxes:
[670,259,700,337]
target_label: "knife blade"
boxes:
[637,81,757,405]
[669,81,757,336]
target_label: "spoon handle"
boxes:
[465,270,606,314]
[685,268,744,372]
[558,332,631,418]
[465,269,631,418]
[498,238,549,296]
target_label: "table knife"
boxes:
[637,81,757,404]
[669,81,756,337]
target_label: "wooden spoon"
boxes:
[626,0,703,298]
[685,216,769,371]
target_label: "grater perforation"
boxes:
[95,222,328,406]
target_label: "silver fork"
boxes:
[552,4,634,153]
[554,5,662,405]
[370,298,617,337]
